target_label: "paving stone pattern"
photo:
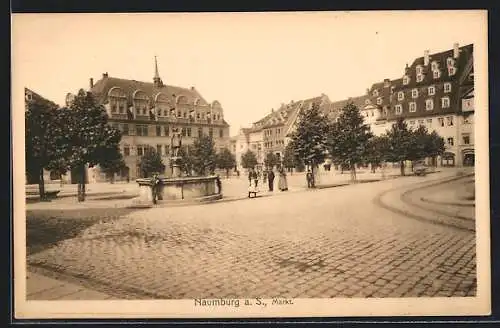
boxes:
[28,173,477,299]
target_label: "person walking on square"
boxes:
[306,169,314,188]
[248,167,258,188]
[278,167,288,192]
[267,168,275,192]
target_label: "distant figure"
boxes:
[215,175,222,194]
[171,129,182,157]
[306,169,314,188]
[248,168,258,187]
[151,173,161,204]
[267,169,275,192]
[278,167,288,191]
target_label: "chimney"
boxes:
[103,72,108,78]
[271,108,274,113]
[89,77,94,89]
[191,86,195,90]
[424,50,430,66]
[383,78,390,88]
[366,88,370,95]
[453,42,460,59]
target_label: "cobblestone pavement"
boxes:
[27,171,477,299]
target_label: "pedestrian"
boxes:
[278,167,288,191]
[248,167,258,187]
[267,168,275,191]
[215,174,222,194]
[306,169,314,188]
[151,172,161,204]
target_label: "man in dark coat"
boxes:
[267,169,275,191]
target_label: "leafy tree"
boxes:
[384,118,414,176]
[289,102,329,178]
[177,146,194,176]
[241,150,258,169]
[25,96,66,200]
[190,135,217,175]
[60,89,124,201]
[426,130,446,167]
[216,148,236,178]
[140,147,165,178]
[365,135,390,173]
[264,151,279,170]
[282,141,299,174]
[327,102,373,181]
[99,151,127,183]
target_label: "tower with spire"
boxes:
[153,56,164,88]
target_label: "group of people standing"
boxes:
[248,167,288,192]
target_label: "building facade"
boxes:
[67,58,231,181]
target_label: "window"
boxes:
[468,73,474,82]
[446,57,454,67]
[122,124,129,135]
[416,65,423,75]
[163,110,168,116]
[403,76,409,85]
[411,89,419,98]
[156,144,162,155]
[444,83,452,93]
[398,92,404,101]
[187,127,192,137]
[198,128,203,138]
[446,116,454,126]
[365,99,371,105]
[447,137,454,146]
[426,99,434,111]
[448,67,456,76]
[137,146,144,156]
[409,102,417,112]
[462,134,470,145]
[209,128,213,138]
[441,97,450,108]
[142,107,147,115]
[433,70,440,79]
[119,105,125,113]
[438,117,445,127]
[164,126,169,136]
[181,128,187,137]
[431,61,438,71]
[136,125,148,136]
[391,86,396,94]
[124,146,130,156]
[372,89,379,97]
[426,118,432,125]
[177,111,181,117]
[196,113,200,119]
[219,129,223,138]
[428,85,435,95]
[165,145,170,155]
[416,74,424,82]
[156,125,161,136]
[409,120,415,126]
[377,97,383,105]
[395,104,403,114]
[418,119,424,126]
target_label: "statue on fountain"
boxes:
[171,128,182,158]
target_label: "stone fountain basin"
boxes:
[132,175,221,207]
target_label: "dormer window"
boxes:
[431,61,439,71]
[372,89,379,97]
[365,99,371,105]
[441,97,450,108]
[376,97,383,105]
[448,67,456,76]
[397,91,404,101]
[411,89,419,98]
[428,85,436,95]
[433,70,441,79]
[416,74,424,83]
[403,76,410,85]
[409,102,417,112]
[444,82,452,93]
[446,57,455,67]
[416,65,423,75]
[391,86,396,94]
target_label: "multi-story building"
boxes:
[66,58,231,181]
[230,94,332,172]
[358,43,474,167]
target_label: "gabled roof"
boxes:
[90,75,211,107]
[24,87,59,108]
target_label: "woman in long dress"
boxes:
[278,168,288,191]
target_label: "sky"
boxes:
[12,11,485,136]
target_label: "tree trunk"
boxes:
[226,168,229,179]
[400,160,405,176]
[38,168,46,201]
[351,164,357,182]
[77,165,86,202]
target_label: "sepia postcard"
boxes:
[12,10,490,319]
